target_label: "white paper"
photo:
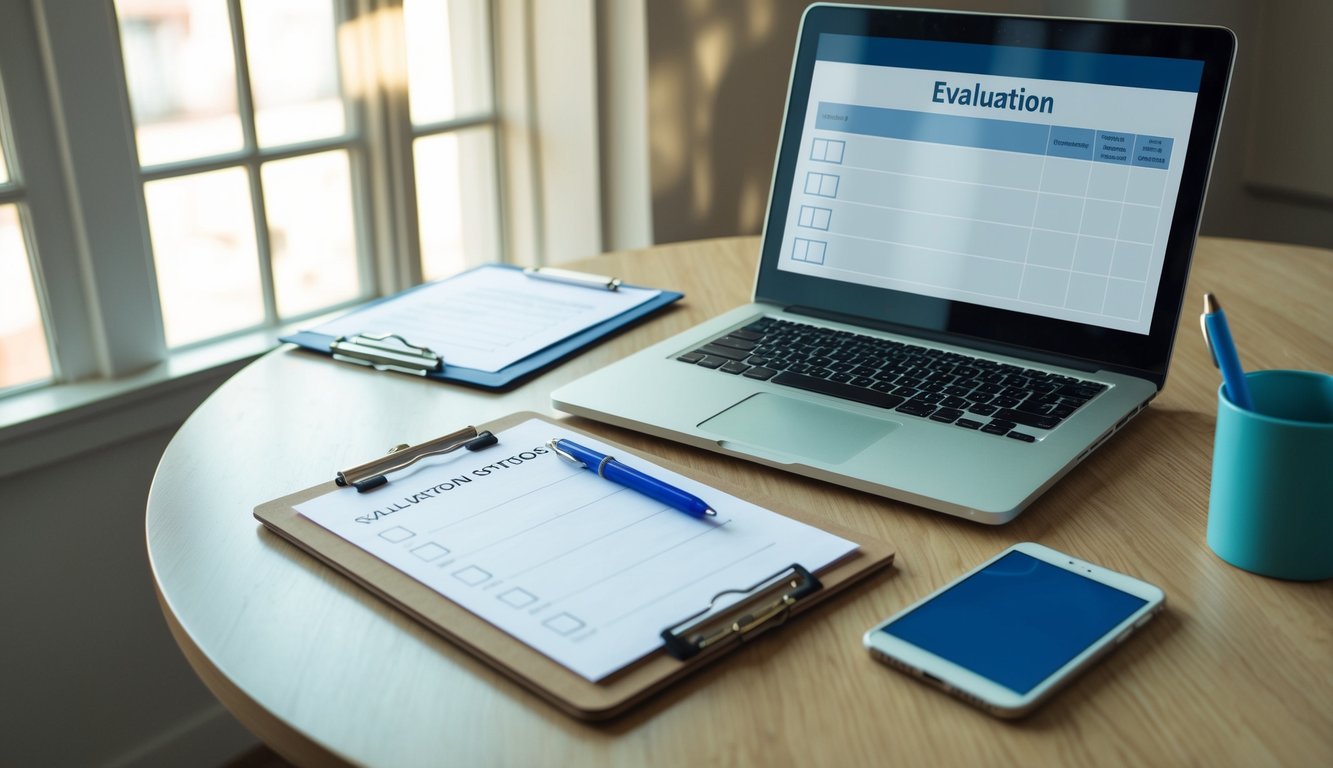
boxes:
[308,266,660,373]
[296,419,859,681]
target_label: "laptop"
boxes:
[553,4,1235,524]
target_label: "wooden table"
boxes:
[147,236,1333,767]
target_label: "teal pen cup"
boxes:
[1207,369,1333,581]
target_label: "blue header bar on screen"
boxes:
[816,33,1204,93]
[816,103,1175,169]
[818,103,1049,155]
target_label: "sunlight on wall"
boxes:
[648,60,687,199]
[647,1,799,243]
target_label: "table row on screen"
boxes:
[808,134,1171,210]
[793,186,1161,270]
[789,233,1151,322]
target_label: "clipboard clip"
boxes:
[335,426,498,492]
[660,563,822,661]
[331,333,443,376]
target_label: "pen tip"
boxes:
[1203,293,1219,313]
[704,508,717,517]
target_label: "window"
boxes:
[0,200,54,391]
[0,0,528,399]
[113,0,499,349]
[117,0,360,348]
[403,0,501,280]
[0,73,54,391]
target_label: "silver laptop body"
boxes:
[553,5,1234,524]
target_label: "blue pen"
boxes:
[548,438,717,518]
[1200,293,1255,411]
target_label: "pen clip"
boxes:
[548,437,617,477]
[1200,318,1222,369]
[1200,293,1223,370]
[523,266,623,291]
[548,438,584,468]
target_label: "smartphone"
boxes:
[863,542,1165,718]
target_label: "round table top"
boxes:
[147,236,1333,767]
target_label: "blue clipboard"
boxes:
[281,264,683,391]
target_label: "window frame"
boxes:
[0,0,107,386]
[0,52,52,395]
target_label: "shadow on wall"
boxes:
[647,0,805,244]
[645,0,1333,250]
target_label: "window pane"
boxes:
[262,151,360,317]
[241,0,346,148]
[403,0,493,126]
[0,205,53,389]
[145,168,263,346]
[117,0,244,166]
[416,128,498,280]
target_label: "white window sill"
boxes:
[0,330,279,478]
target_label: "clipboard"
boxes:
[281,264,684,390]
[254,412,896,720]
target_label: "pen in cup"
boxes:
[1200,292,1255,411]
[548,437,717,519]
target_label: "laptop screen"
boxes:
[755,7,1234,383]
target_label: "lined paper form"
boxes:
[306,266,660,373]
[296,418,858,681]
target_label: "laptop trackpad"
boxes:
[698,393,896,464]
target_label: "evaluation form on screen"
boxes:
[778,35,1203,336]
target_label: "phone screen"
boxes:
[874,551,1149,694]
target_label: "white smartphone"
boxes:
[863,542,1165,718]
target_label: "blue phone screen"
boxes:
[879,551,1148,694]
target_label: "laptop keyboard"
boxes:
[675,317,1106,443]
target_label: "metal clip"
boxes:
[548,438,584,467]
[336,427,497,491]
[660,564,823,660]
[330,333,443,376]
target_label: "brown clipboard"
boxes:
[254,411,896,720]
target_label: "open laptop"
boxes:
[553,4,1235,524]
